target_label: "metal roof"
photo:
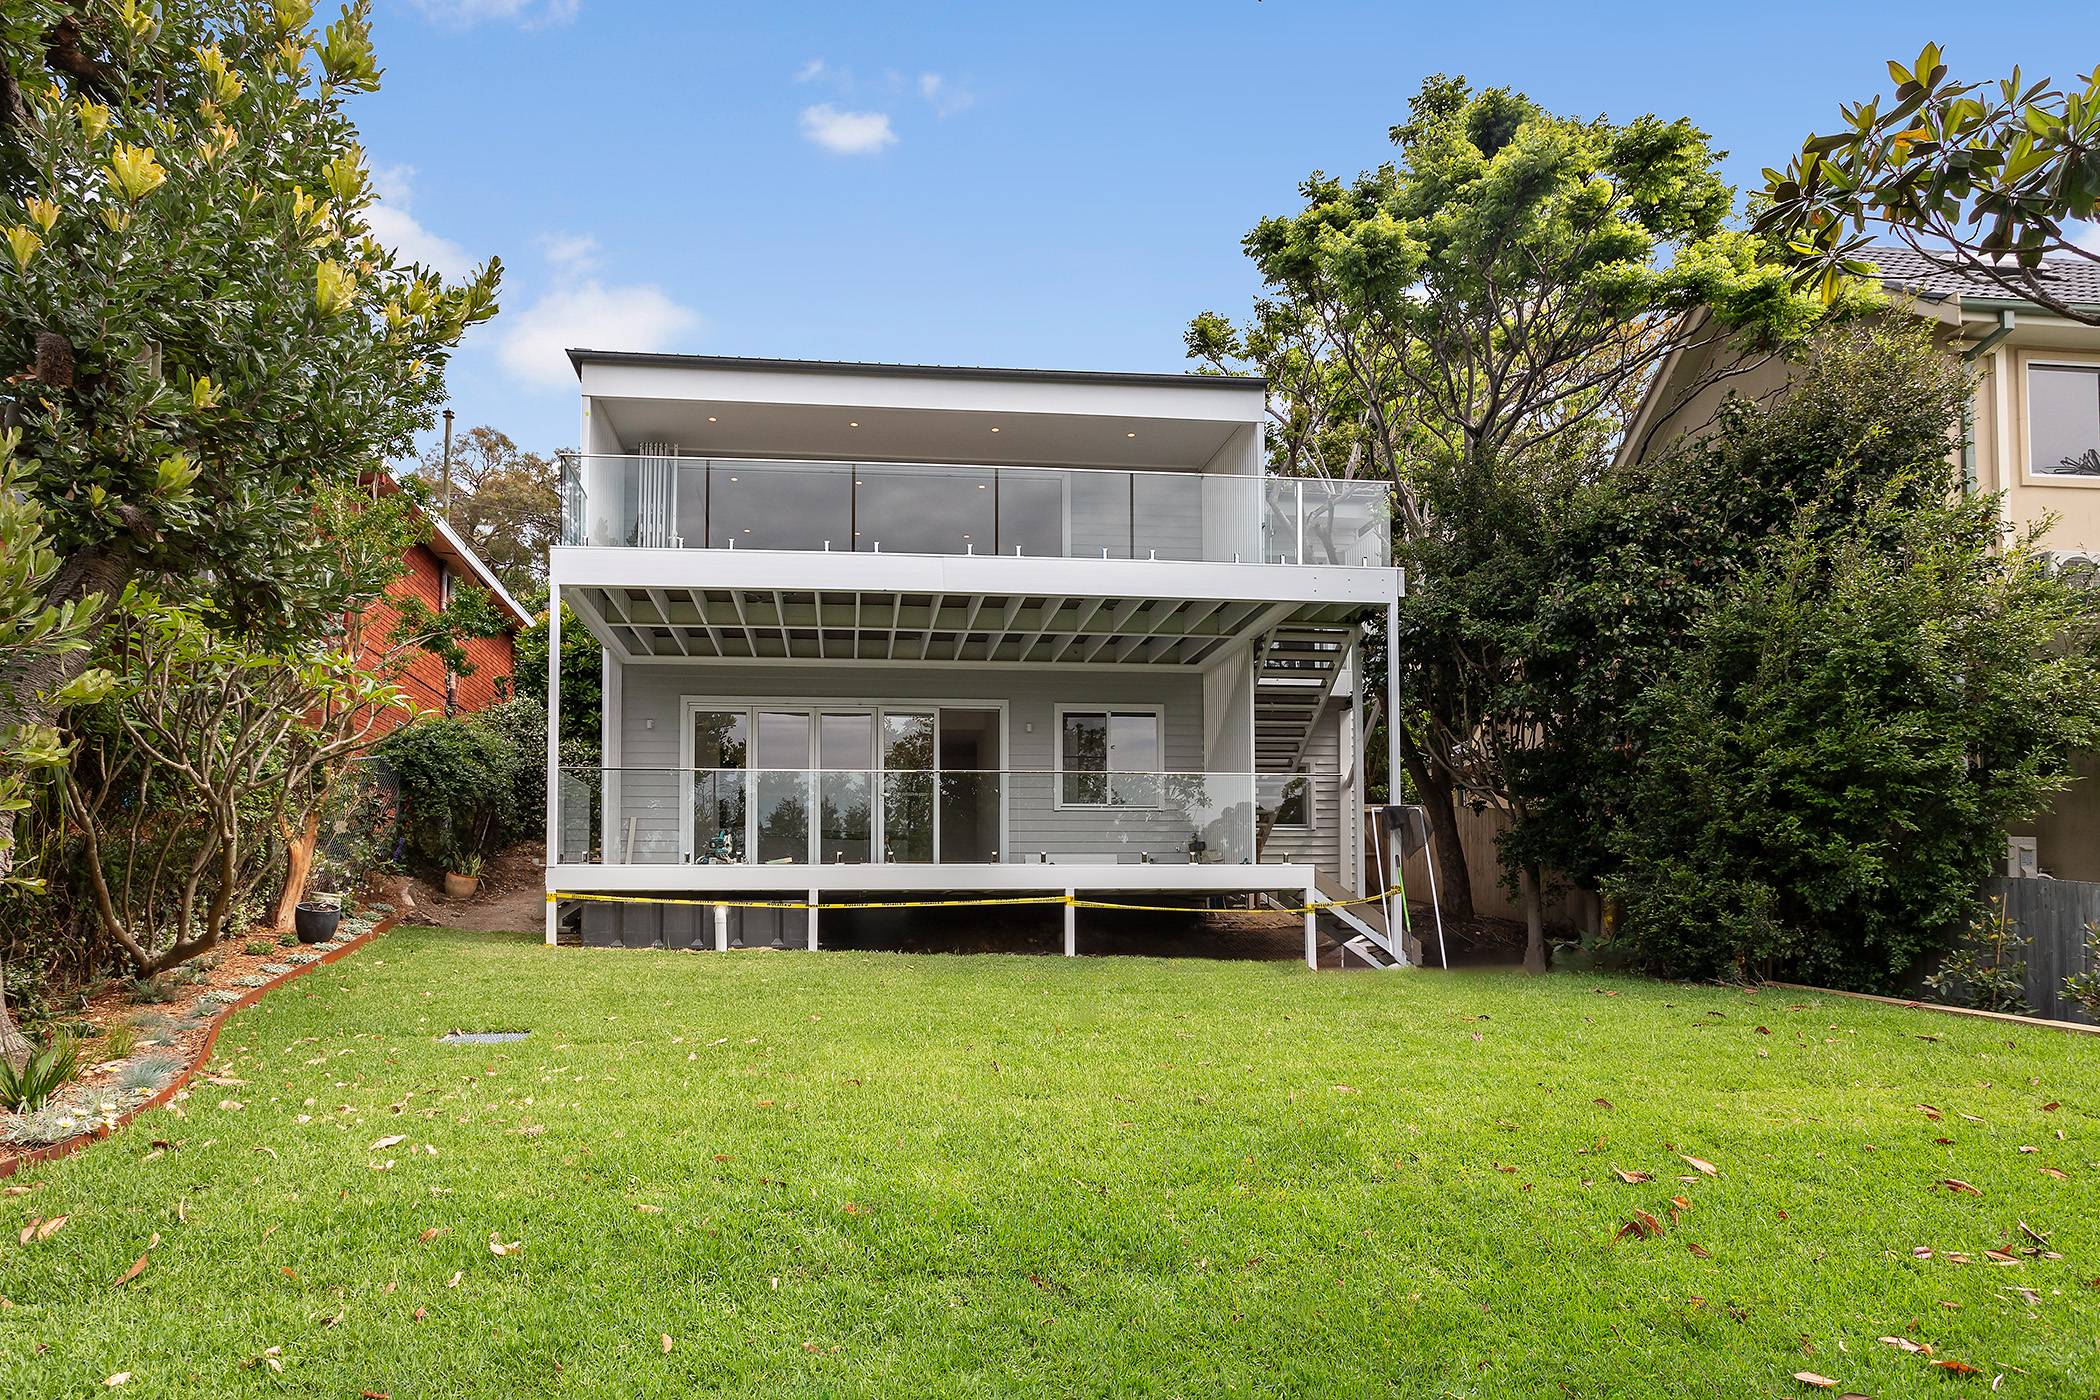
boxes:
[564,348,1265,391]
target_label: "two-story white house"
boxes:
[543,351,1405,966]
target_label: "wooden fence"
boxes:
[1985,877,2099,1024]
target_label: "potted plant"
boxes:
[444,850,485,901]
[294,890,342,945]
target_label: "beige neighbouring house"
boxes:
[1628,245,2100,883]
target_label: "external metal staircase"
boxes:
[1253,625,1351,772]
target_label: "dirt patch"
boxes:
[399,842,545,934]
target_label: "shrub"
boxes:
[131,1013,183,1045]
[2064,923,2100,1022]
[1925,897,2033,1015]
[0,1032,80,1112]
[115,1053,183,1097]
[243,940,273,957]
[127,977,175,1005]
[98,1022,139,1061]
[377,697,544,872]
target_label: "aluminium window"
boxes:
[2029,364,2100,477]
[1057,707,1162,808]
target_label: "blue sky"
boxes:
[356,0,2099,460]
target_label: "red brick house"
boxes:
[356,476,533,734]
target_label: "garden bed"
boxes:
[0,910,395,1176]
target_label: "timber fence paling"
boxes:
[1987,876,2100,1025]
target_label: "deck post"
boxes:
[1304,885,1319,970]
[713,903,729,953]
[806,889,820,950]
[1063,890,1076,956]
[543,578,561,947]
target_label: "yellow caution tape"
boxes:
[546,886,1403,917]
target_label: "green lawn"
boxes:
[3,928,2096,1397]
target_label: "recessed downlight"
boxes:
[1126,431,1137,438]
[989,426,1001,433]
[707,415,718,423]
[849,421,860,428]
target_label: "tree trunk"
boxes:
[0,542,130,886]
[0,952,30,1066]
[270,810,322,931]
[1399,731,1474,920]
[1520,865,1546,974]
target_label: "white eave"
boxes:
[427,514,534,628]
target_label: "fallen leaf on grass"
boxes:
[1793,1372,1837,1389]
[1593,1098,1613,1110]
[1878,1335,1932,1354]
[1612,1167,1651,1184]
[1615,1209,1665,1241]
[2040,1101,2060,1112]
[445,1270,462,1288]
[488,1232,522,1257]
[1685,1241,1711,1260]
[1680,1154,1718,1176]
[1930,1359,1980,1375]
[412,1307,427,1321]
[28,1215,68,1242]
[1938,1179,1983,1196]
[103,1373,130,1388]
[369,1134,406,1152]
[636,1204,663,1215]
[2040,1167,2067,1180]
[660,1334,674,1354]
[416,1227,448,1243]
[111,1254,149,1288]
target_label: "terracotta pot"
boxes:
[444,872,481,900]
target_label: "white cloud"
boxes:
[799,103,896,155]
[407,0,578,27]
[2074,221,2100,255]
[795,57,829,83]
[917,72,973,117]
[537,231,602,273]
[362,164,472,278]
[496,281,699,387]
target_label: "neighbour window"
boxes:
[1059,709,1161,807]
[2030,365,2100,476]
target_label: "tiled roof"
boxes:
[1866,243,2100,308]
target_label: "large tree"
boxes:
[1196,76,1842,948]
[1758,46,2100,323]
[0,0,500,882]
[417,424,560,594]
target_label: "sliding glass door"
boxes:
[686,702,1000,865]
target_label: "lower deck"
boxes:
[546,861,1342,965]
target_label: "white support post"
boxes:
[1304,885,1319,970]
[543,579,562,946]
[1063,891,1076,956]
[713,903,729,953]
[806,890,820,951]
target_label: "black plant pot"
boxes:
[294,902,341,945]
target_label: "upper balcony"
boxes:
[558,452,1393,569]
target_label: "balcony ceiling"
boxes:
[595,398,1245,472]
[566,585,1366,667]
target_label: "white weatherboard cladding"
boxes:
[615,662,1207,863]
[1262,700,1346,884]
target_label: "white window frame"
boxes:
[1265,770,1313,832]
[1052,703,1166,811]
[676,695,1009,864]
[2023,357,2100,486]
